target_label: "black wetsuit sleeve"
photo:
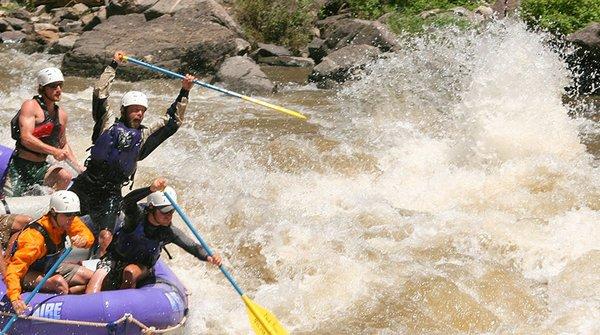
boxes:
[91,94,108,143]
[138,89,190,160]
[169,225,209,261]
[121,187,152,233]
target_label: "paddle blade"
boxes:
[242,96,308,120]
[242,295,288,335]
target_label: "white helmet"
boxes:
[38,67,64,86]
[49,190,80,214]
[121,91,148,109]
[147,187,177,212]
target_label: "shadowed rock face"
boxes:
[318,18,398,54]
[32,0,104,8]
[106,0,159,17]
[309,44,380,88]
[62,8,243,79]
[567,23,600,94]
[216,56,275,95]
[492,0,521,19]
[567,23,600,50]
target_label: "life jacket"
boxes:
[85,120,142,186]
[11,96,62,156]
[109,215,168,268]
[5,221,65,274]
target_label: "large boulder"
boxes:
[62,9,246,79]
[107,0,159,16]
[144,0,243,36]
[0,31,27,43]
[33,0,103,9]
[567,22,600,50]
[216,56,275,95]
[566,22,600,94]
[309,44,380,88]
[315,18,398,61]
[48,34,78,54]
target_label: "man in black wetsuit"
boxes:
[85,178,221,293]
[69,51,196,257]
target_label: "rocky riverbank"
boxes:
[0,0,597,94]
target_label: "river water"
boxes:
[0,19,598,334]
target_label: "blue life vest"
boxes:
[110,217,166,268]
[87,121,142,185]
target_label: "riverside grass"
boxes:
[234,0,600,47]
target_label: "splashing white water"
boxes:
[0,18,598,334]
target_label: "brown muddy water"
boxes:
[0,18,598,335]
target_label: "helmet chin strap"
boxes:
[149,207,160,226]
[49,211,59,227]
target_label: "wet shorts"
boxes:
[3,155,53,197]
[97,254,151,291]
[22,262,82,290]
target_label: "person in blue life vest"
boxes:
[69,51,196,258]
[3,67,84,197]
[85,178,221,293]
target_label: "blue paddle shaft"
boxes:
[1,247,73,334]
[125,57,245,99]
[164,193,245,297]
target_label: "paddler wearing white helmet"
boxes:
[3,66,83,198]
[68,50,198,259]
[85,178,221,293]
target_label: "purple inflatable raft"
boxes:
[0,260,189,335]
[0,145,189,334]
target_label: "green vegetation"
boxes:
[234,0,485,47]
[0,1,23,12]
[234,0,317,49]
[347,0,481,20]
[520,0,600,34]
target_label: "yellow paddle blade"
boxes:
[242,295,288,335]
[242,96,308,120]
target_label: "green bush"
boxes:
[0,1,24,11]
[234,0,316,49]
[521,0,600,34]
[386,0,480,34]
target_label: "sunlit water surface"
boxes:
[0,19,598,334]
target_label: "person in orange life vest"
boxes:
[5,191,94,315]
[0,214,32,277]
[3,67,84,197]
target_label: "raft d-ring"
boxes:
[106,321,118,334]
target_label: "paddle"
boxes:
[164,192,288,335]
[119,54,307,121]
[1,246,73,334]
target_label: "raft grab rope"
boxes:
[0,311,186,334]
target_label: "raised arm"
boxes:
[91,52,124,143]
[121,178,166,232]
[138,74,196,160]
